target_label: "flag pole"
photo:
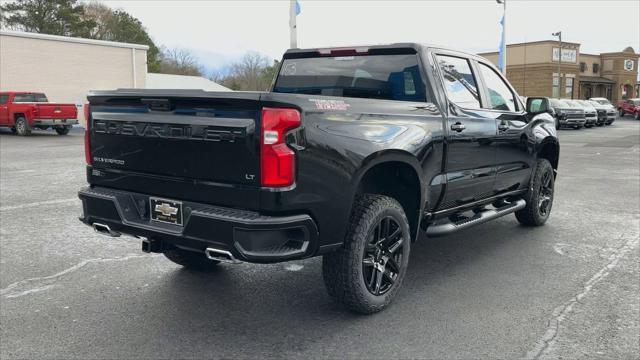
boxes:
[289,0,297,49]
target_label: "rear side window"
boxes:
[436,55,481,109]
[13,94,34,102]
[0,94,8,104]
[273,54,427,102]
[478,63,517,112]
[12,93,48,102]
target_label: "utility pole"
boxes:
[289,0,298,49]
[552,31,562,98]
[497,0,507,75]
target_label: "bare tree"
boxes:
[213,52,279,91]
[158,47,203,76]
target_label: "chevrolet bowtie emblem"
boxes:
[155,203,178,216]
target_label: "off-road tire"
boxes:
[322,194,411,314]
[55,126,71,135]
[163,247,220,271]
[15,117,31,136]
[515,158,554,226]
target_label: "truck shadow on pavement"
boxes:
[123,218,549,355]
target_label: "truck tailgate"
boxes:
[36,103,77,119]
[88,91,262,186]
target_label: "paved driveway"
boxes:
[1,121,638,359]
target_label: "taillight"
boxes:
[260,107,301,187]
[84,103,92,165]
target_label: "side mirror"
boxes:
[526,97,549,115]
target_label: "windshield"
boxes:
[588,100,602,108]
[577,100,595,109]
[629,99,640,105]
[593,99,612,106]
[564,100,582,108]
[550,99,569,108]
[273,54,426,102]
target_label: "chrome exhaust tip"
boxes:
[205,247,241,264]
[92,222,121,237]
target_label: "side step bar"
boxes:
[426,199,526,237]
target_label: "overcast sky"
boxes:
[99,0,640,75]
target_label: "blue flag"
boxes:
[295,0,301,15]
[497,15,505,72]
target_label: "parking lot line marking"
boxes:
[525,234,639,359]
[0,254,159,298]
[0,198,77,212]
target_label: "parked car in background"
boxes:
[590,97,617,124]
[586,100,614,125]
[78,43,559,314]
[617,98,640,120]
[0,92,78,136]
[565,99,597,128]
[549,98,586,129]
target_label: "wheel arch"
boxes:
[351,151,425,242]
[537,138,560,174]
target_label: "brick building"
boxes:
[479,41,639,101]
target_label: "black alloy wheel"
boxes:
[538,166,554,217]
[362,216,404,296]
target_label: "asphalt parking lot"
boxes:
[1,120,638,359]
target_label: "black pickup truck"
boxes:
[79,43,559,314]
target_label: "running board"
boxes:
[426,199,526,237]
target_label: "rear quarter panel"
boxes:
[260,92,445,249]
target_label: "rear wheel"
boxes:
[515,158,554,226]
[163,246,220,271]
[323,194,410,314]
[555,117,560,130]
[15,117,31,136]
[55,126,71,135]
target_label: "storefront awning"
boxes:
[579,76,615,84]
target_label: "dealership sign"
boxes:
[552,47,577,63]
[624,59,635,71]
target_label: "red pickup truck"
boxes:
[0,92,78,136]
[617,98,640,120]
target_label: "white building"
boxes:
[0,30,148,124]
[146,73,230,91]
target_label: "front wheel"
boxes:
[323,194,411,314]
[555,118,560,130]
[55,126,71,135]
[15,117,31,136]
[515,158,555,226]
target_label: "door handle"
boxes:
[498,122,510,131]
[450,122,465,132]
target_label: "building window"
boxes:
[580,62,586,72]
[552,74,560,98]
[593,63,599,74]
[565,77,574,99]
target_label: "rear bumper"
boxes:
[33,119,78,126]
[78,186,319,263]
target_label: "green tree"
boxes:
[0,0,94,37]
[82,2,161,72]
